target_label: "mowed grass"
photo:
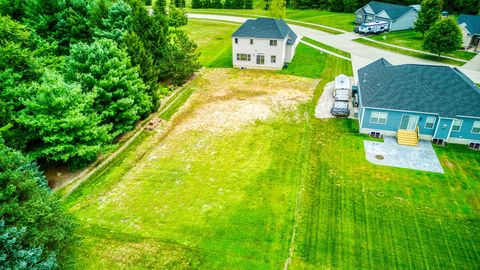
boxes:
[354,38,468,66]
[187,8,355,32]
[302,36,351,58]
[64,68,319,269]
[367,30,477,61]
[182,19,239,67]
[63,22,480,269]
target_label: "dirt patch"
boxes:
[171,68,318,134]
[145,117,166,131]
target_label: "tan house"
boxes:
[458,14,480,51]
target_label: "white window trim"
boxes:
[370,111,388,124]
[236,53,251,61]
[452,119,463,132]
[424,116,436,129]
[256,54,265,65]
[472,121,480,134]
[270,40,277,46]
[271,55,276,63]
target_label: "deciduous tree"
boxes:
[415,0,442,38]
[269,0,286,18]
[423,17,462,57]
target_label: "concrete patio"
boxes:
[364,137,444,173]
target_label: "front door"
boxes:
[400,115,418,130]
[256,54,264,65]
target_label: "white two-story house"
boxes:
[232,17,299,70]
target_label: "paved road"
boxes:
[189,13,480,83]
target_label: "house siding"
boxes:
[232,37,286,70]
[433,118,452,139]
[355,4,417,32]
[390,9,418,31]
[449,117,480,142]
[361,108,436,134]
[460,24,473,48]
[359,109,480,145]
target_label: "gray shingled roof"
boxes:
[458,14,480,35]
[362,1,416,20]
[358,58,480,118]
[232,17,297,42]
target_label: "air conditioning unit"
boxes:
[469,142,480,150]
[370,131,382,138]
[432,138,445,146]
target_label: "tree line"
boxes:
[0,0,199,168]
[0,0,199,268]
[265,0,479,14]
[192,0,254,9]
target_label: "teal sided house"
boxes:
[357,59,480,148]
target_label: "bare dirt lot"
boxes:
[170,68,319,134]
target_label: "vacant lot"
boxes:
[64,19,480,269]
[64,68,319,269]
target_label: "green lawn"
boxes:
[182,19,239,68]
[187,8,355,32]
[354,38,468,66]
[366,30,477,61]
[62,19,480,270]
[302,37,351,58]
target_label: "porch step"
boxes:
[397,130,419,146]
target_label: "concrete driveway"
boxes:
[188,13,480,84]
[315,79,356,119]
[364,137,444,173]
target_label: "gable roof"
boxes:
[358,58,480,118]
[232,17,297,42]
[458,14,480,35]
[360,1,416,20]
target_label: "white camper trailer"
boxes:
[358,21,389,34]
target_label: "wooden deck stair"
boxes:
[397,127,419,146]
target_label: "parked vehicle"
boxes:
[334,89,350,101]
[335,74,350,90]
[357,21,389,34]
[331,101,350,117]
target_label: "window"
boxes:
[269,40,277,46]
[370,111,388,124]
[250,39,253,44]
[271,55,276,63]
[425,116,436,129]
[235,38,238,44]
[236,54,251,61]
[452,119,462,132]
[472,121,480,134]
[256,54,264,65]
